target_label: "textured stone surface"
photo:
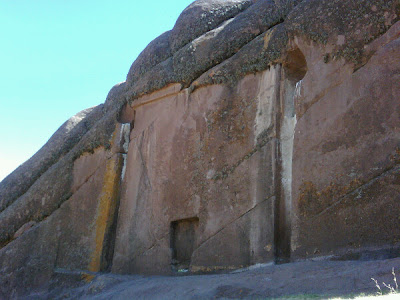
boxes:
[116,0,303,106]
[112,70,279,274]
[0,126,126,297]
[169,0,255,53]
[22,257,400,299]
[291,21,400,258]
[192,23,289,88]
[0,210,59,298]
[286,0,400,67]
[0,109,119,247]
[0,106,103,213]
[126,0,255,85]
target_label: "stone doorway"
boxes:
[170,217,199,271]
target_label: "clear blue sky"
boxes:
[0,0,193,181]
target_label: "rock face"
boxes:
[1,0,399,298]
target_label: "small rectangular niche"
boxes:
[170,217,199,271]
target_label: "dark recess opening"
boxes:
[283,48,307,82]
[170,217,199,271]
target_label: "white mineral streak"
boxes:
[254,66,279,144]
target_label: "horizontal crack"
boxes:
[194,195,274,253]
[212,127,275,181]
[189,20,286,92]
[132,232,170,260]
[0,192,74,251]
[314,164,400,219]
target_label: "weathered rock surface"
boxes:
[126,0,256,85]
[0,107,121,247]
[23,257,400,299]
[0,106,103,213]
[113,72,278,274]
[0,0,399,298]
[0,124,128,298]
[291,19,400,259]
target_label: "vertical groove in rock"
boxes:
[273,65,287,263]
[88,126,127,273]
[274,47,307,262]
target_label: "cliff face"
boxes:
[1,0,399,297]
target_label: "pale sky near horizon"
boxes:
[0,0,194,181]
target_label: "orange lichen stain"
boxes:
[298,178,363,217]
[263,27,276,49]
[298,181,320,217]
[88,128,123,273]
[390,147,400,163]
[191,265,244,273]
[82,273,95,283]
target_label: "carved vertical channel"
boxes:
[88,123,130,273]
[274,49,307,263]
